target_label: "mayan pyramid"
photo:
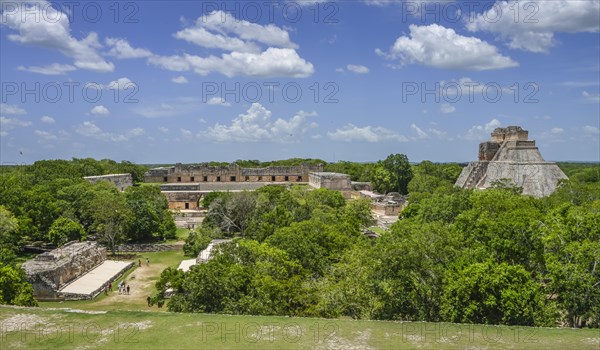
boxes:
[455,126,568,197]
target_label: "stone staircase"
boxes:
[464,162,489,188]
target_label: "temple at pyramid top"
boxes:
[455,126,568,197]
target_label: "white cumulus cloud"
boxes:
[90,106,110,116]
[1,1,114,72]
[149,48,314,78]
[0,104,26,116]
[75,121,145,142]
[346,64,369,74]
[411,123,429,139]
[40,116,55,124]
[582,91,600,103]
[107,77,137,90]
[149,11,313,78]
[203,103,318,142]
[467,0,600,53]
[583,125,600,135]
[177,11,297,51]
[465,119,502,140]
[376,24,518,71]
[18,63,76,75]
[105,38,152,58]
[328,124,408,143]
[171,76,188,84]
[207,97,231,107]
[440,103,456,114]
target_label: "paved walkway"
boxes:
[177,259,197,272]
[198,239,232,263]
[59,260,131,296]
[176,239,233,273]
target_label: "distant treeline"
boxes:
[557,162,600,182]
[1,158,149,183]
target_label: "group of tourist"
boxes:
[101,257,150,297]
[118,281,130,295]
[103,280,131,295]
[138,257,150,267]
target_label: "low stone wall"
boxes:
[116,243,183,252]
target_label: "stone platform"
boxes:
[59,260,134,300]
[177,259,197,272]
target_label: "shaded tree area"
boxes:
[0,262,37,307]
[324,161,375,182]
[0,159,173,307]
[166,163,599,329]
[171,186,372,315]
[557,162,600,182]
[0,159,173,260]
[368,154,414,195]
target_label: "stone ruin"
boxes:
[22,241,106,300]
[455,126,568,197]
[84,173,133,191]
[308,172,353,191]
[369,192,407,216]
[145,163,323,183]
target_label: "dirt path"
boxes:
[95,260,165,307]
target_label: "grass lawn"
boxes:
[162,228,192,244]
[39,251,186,312]
[1,305,599,350]
[8,249,600,349]
[175,228,191,242]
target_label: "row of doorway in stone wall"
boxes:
[183,198,202,210]
[171,175,304,182]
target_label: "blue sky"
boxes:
[1,0,599,164]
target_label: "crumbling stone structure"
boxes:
[455,126,568,197]
[145,163,322,183]
[363,192,406,216]
[84,173,133,191]
[309,172,353,191]
[159,182,284,210]
[22,241,106,300]
[146,163,323,209]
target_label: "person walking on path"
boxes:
[126,284,130,295]
[146,257,149,267]
[138,259,142,267]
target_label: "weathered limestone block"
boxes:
[22,241,106,299]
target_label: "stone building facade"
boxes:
[146,163,324,209]
[22,241,106,300]
[145,163,323,183]
[308,172,353,191]
[84,173,133,191]
[455,126,568,197]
